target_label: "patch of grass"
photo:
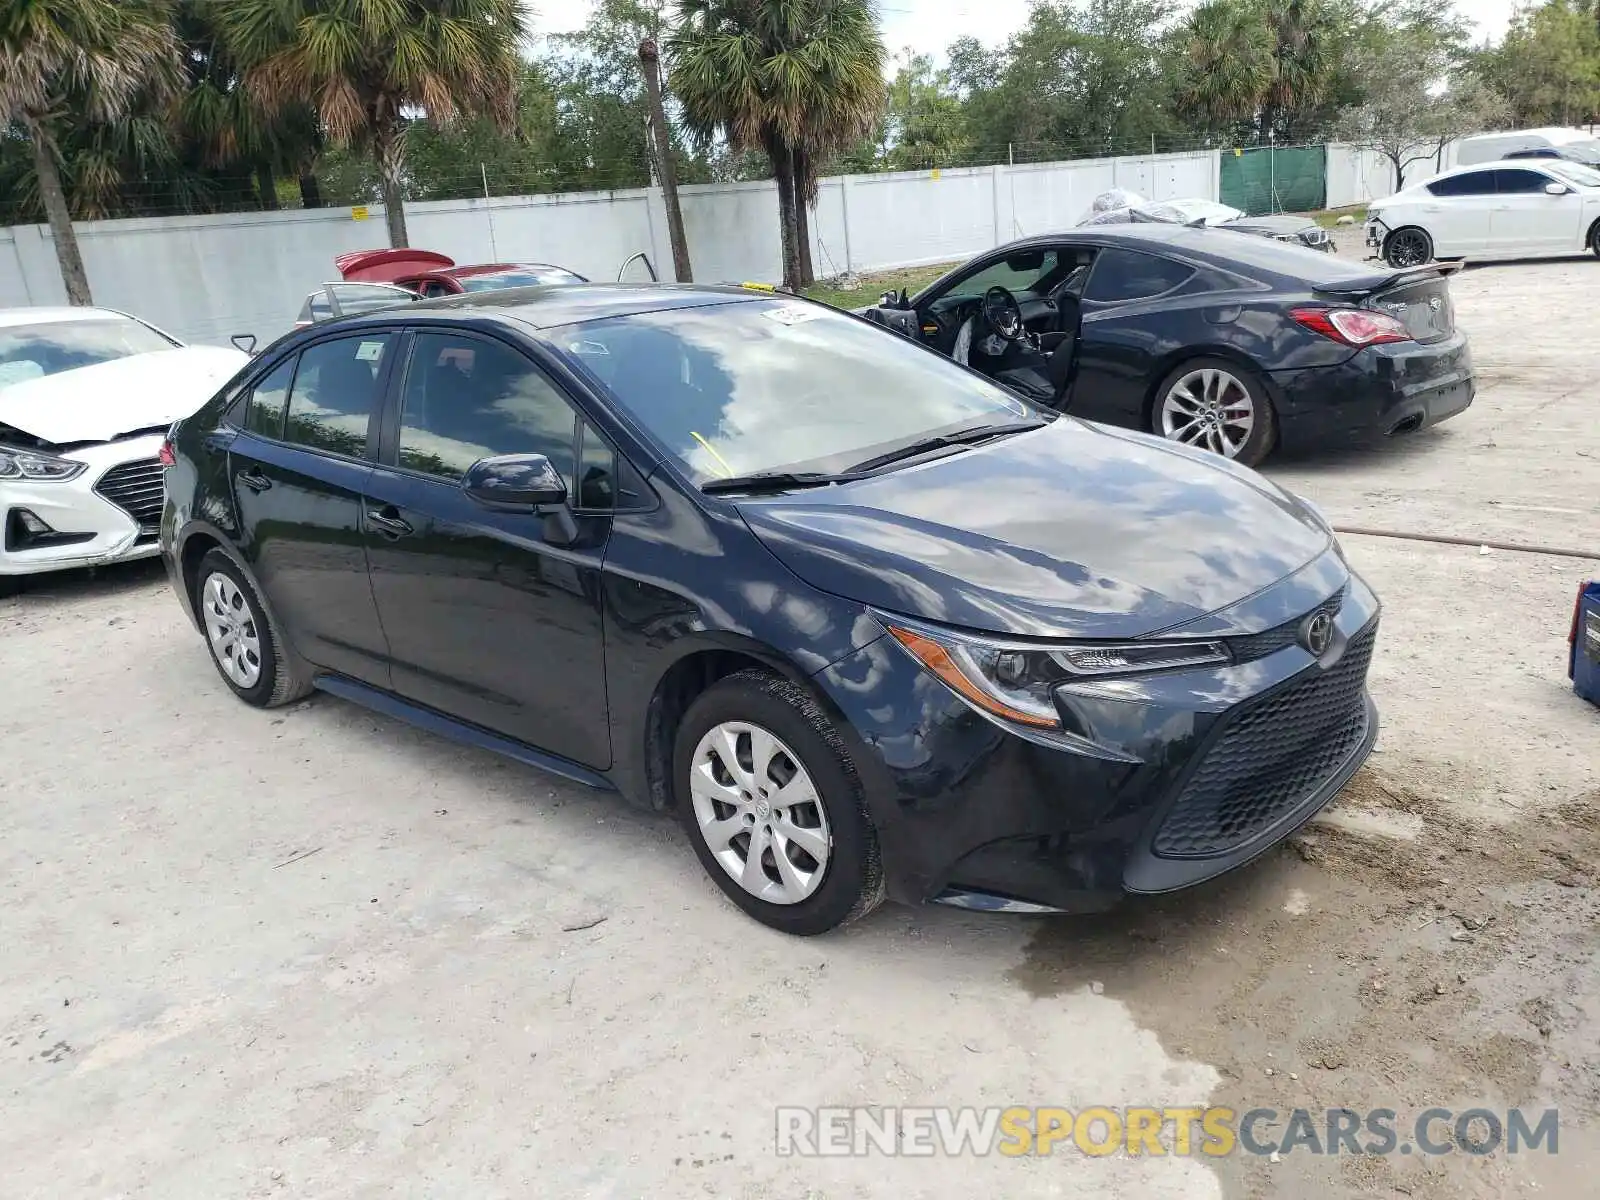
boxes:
[803,262,960,310]
[1313,204,1368,229]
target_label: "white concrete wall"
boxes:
[1,145,1396,348]
[1325,141,1459,208]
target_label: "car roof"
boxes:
[1460,127,1592,145]
[0,306,132,328]
[320,283,773,332]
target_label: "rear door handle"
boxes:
[237,468,272,493]
[366,508,414,538]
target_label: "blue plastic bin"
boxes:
[1572,581,1600,707]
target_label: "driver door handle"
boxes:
[237,468,272,493]
[366,507,414,538]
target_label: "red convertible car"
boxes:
[335,249,587,297]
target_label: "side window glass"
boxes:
[1427,172,1492,197]
[1493,169,1551,194]
[245,357,295,437]
[398,333,578,487]
[1084,248,1194,303]
[576,421,616,509]
[283,334,389,458]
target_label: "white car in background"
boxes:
[0,308,248,594]
[1365,158,1600,267]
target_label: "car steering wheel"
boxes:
[981,286,1024,341]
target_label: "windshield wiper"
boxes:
[845,419,1048,475]
[700,470,867,495]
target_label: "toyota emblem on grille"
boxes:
[1300,610,1334,656]
[1428,296,1442,311]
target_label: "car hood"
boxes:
[737,420,1334,639]
[0,346,248,445]
[1223,214,1316,236]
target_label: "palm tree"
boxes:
[215,0,526,248]
[0,0,180,304]
[1262,0,1335,142]
[671,0,885,290]
[1174,0,1273,135]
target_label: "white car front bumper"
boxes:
[0,434,167,577]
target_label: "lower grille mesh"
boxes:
[1153,623,1377,858]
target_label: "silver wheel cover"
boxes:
[689,721,832,905]
[1160,367,1256,459]
[201,572,263,689]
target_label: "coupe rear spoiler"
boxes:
[1313,260,1462,297]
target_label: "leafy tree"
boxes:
[0,0,181,303]
[1341,0,1508,188]
[1477,0,1600,127]
[671,0,885,290]
[215,0,526,248]
[876,52,971,170]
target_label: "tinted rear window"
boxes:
[1427,172,1494,197]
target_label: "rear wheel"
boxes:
[1588,220,1600,258]
[1153,358,1276,466]
[193,549,309,708]
[674,669,883,935]
[1384,226,1433,268]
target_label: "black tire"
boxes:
[673,668,885,935]
[1151,356,1276,467]
[192,549,310,708]
[1384,226,1433,269]
[0,575,19,599]
[1588,220,1600,258]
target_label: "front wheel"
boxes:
[674,669,884,935]
[1153,358,1276,466]
[1384,226,1433,268]
[1587,220,1600,258]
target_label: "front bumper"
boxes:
[1268,332,1474,454]
[0,435,166,577]
[813,558,1381,912]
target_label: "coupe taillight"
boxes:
[1290,306,1412,347]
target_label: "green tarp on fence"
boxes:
[1219,145,1327,215]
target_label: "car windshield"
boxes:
[554,299,1035,483]
[459,269,584,292]
[1542,159,1600,188]
[0,317,175,388]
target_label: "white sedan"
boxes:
[0,308,248,594]
[1366,159,1600,267]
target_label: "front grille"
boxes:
[95,458,165,538]
[1153,622,1377,858]
[1227,586,1347,664]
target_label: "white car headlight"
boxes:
[0,444,87,482]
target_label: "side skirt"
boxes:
[312,674,616,792]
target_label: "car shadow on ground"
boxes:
[1,558,168,607]
[1265,422,1465,477]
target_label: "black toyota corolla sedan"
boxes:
[858,224,1474,466]
[160,285,1379,935]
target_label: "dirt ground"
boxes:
[2,236,1596,1200]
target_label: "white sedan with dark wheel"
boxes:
[0,308,248,595]
[1365,159,1600,268]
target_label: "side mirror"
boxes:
[1545,181,1571,195]
[462,453,577,545]
[231,333,258,354]
[462,453,567,510]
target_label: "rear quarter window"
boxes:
[1084,248,1194,303]
[1427,172,1494,197]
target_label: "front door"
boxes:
[1488,168,1580,255]
[361,329,613,769]
[228,332,397,685]
[1070,245,1198,429]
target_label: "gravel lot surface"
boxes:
[2,238,1596,1200]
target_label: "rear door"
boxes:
[1488,167,1581,255]
[226,331,398,685]
[1420,171,1496,255]
[359,327,618,769]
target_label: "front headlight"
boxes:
[0,444,86,482]
[882,616,1231,728]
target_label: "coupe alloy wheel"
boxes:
[1160,367,1256,459]
[688,720,833,905]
